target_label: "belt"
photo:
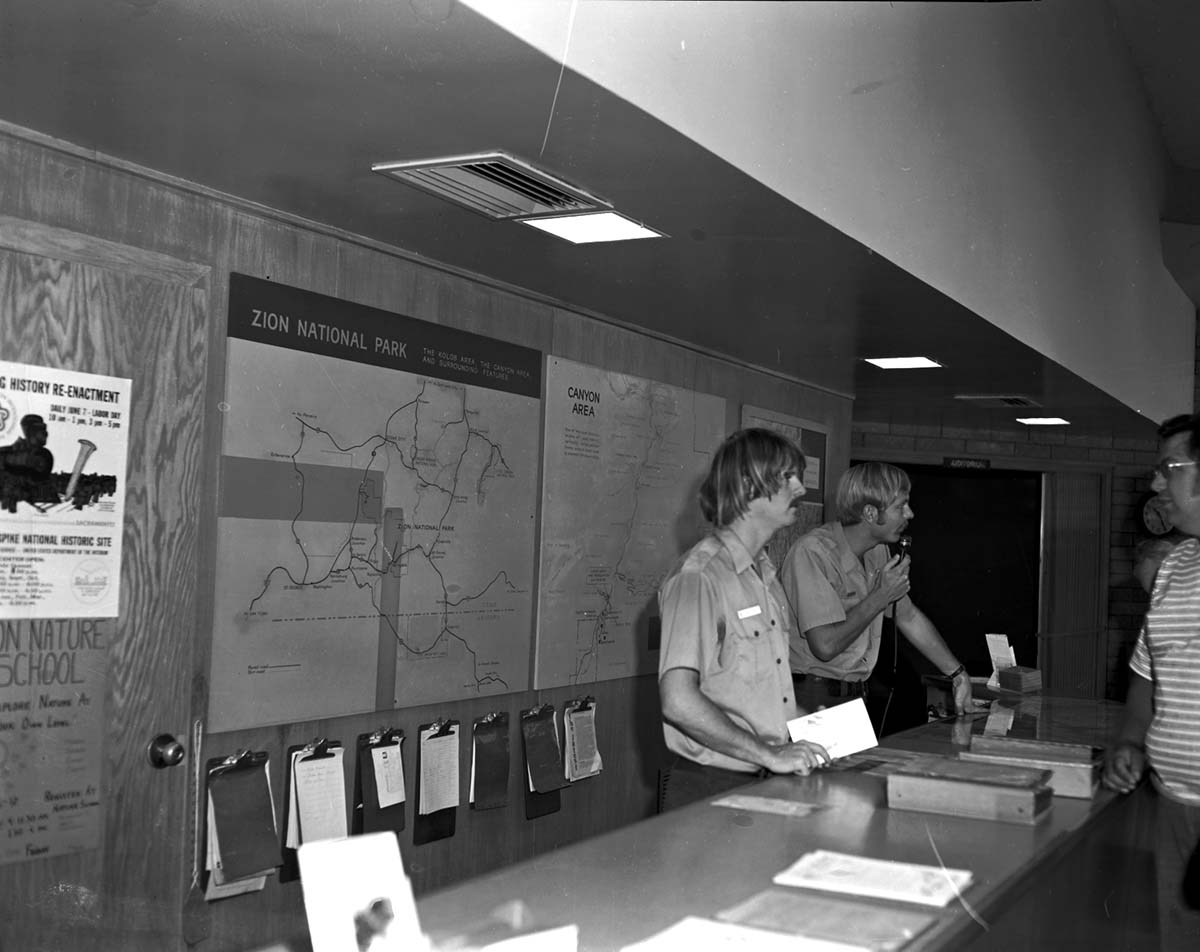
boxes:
[793,673,868,698]
[670,756,768,780]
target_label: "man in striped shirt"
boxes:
[1104,413,1200,946]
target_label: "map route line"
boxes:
[242,381,519,695]
[570,402,670,684]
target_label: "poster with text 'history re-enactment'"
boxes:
[0,362,131,620]
[209,275,541,731]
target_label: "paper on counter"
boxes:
[620,916,863,951]
[710,794,824,818]
[719,887,936,951]
[786,698,877,761]
[773,850,973,908]
[986,633,1017,690]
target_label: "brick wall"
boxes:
[850,421,1157,700]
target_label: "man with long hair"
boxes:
[658,428,829,810]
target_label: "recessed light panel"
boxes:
[520,212,664,244]
[864,356,943,370]
[1016,417,1070,426]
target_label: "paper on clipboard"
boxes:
[786,698,877,761]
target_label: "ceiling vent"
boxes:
[371,151,610,221]
[953,394,1043,409]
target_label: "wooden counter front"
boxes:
[416,697,1158,950]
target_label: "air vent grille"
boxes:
[954,394,1042,409]
[372,151,610,220]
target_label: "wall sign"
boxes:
[0,362,131,619]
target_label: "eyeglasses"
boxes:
[1151,459,1199,480]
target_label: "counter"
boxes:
[416,696,1158,950]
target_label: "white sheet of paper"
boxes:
[295,748,348,845]
[286,749,303,849]
[621,916,854,951]
[298,832,428,952]
[786,698,877,760]
[711,794,823,818]
[371,741,406,809]
[566,704,602,781]
[419,725,460,815]
[985,632,1017,689]
[773,850,973,908]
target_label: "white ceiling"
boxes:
[1,0,1196,441]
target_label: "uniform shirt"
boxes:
[658,527,796,772]
[781,521,901,681]
[1130,537,1200,806]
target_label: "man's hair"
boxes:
[19,414,46,435]
[1158,413,1200,458]
[698,428,806,528]
[835,461,911,525]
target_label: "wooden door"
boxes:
[0,247,209,951]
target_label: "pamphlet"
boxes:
[773,850,973,907]
[786,698,877,761]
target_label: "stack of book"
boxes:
[886,755,1053,825]
[959,735,1102,799]
[997,665,1042,693]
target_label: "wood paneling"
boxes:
[0,127,853,952]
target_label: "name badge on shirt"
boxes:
[737,605,762,620]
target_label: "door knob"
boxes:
[147,733,186,769]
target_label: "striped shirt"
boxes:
[1130,537,1200,805]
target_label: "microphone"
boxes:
[896,534,912,559]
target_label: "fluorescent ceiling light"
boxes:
[520,211,663,244]
[1016,417,1070,426]
[863,356,943,370]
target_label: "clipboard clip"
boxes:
[427,718,455,738]
[301,736,334,759]
[220,748,255,768]
[522,704,553,720]
[368,727,400,746]
[568,696,594,712]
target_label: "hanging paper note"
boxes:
[564,698,602,781]
[418,722,460,815]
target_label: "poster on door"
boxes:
[0,361,131,619]
[0,617,105,866]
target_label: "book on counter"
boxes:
[719,886,938,950]
[958,735,1102,799]
[996,665,1042,693]
[886,755,1053,825]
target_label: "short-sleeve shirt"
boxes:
[657,528,797,773]
[780,521,895,681]
[1130,537,1200,806]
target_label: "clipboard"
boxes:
[564,695,602,782]
[470,711,510,811]
[521,705,563,820]
[203,748,278,892]
[413,718,459,846]
[353,727,406,837]
[280,737,343,883]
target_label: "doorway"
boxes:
[855,461,1042,732]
